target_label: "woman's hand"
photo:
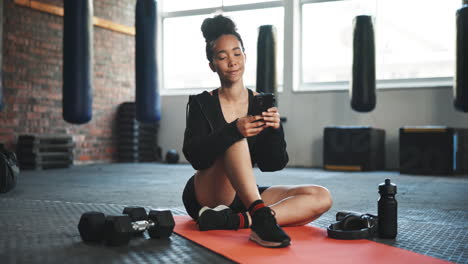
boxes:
[236,115,266,137]
[262,107,281,129]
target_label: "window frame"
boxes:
[157,0,454,96]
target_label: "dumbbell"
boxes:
[78,207,175,246]
[122,206,175,238]
[122,206,149,235]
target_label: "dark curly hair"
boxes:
[201,15,245,63]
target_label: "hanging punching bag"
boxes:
[135,0,161,123]
[0,0,3,112]
[350,15,376,112]
[256,25,277,97]
[455,4,468,112]
[63,0,93,124]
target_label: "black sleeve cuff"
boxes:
[224,119,245,141]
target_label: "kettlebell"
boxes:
[165,149,179,164]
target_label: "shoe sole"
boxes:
[249,231,291,248]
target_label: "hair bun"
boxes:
[201,15,237,42]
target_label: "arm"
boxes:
[252,107,289,171]
[182,95,244,170]
[253,124,289,172]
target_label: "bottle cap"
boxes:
[379,179,397,195]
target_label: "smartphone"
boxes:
[252,93,276,116]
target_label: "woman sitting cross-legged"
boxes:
[182,15,332,248]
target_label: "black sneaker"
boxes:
[197,205,239,231]
[250,207,291,248]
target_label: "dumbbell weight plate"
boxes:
[147,210,175,238]
[103,215,133,246]
[78,211,106,242]
[122,206,148,221]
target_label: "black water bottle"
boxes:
[378,179,397,238]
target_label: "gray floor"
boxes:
[0,163,467,264]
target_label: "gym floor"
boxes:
[0,163,466,264]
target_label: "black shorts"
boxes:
[182,175,269,220]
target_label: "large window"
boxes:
[301,0,459,90]
[160,0,458,93]
[161,1,284,93]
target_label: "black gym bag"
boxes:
[0,146,19,193]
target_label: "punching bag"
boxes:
[455,4,468,112]
[256,25,277,97]
[0,0,3,112]
[350,15,376,112]
[63,0,93,124]
[135,0,161,123]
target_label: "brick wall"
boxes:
[0,0,136,163]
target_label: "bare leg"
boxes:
[222,138,261,206]
[195,138,332,228]
[195,138,260,210]
[261,185,333,226]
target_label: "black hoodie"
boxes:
[182,88,288,172]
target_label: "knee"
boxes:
[301,186,332,214]
[224,138,250,159]
[228,138,248,150]
[317,186,333,213]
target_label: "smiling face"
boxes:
[209,34,246,86]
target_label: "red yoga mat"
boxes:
[173,215,453,264]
